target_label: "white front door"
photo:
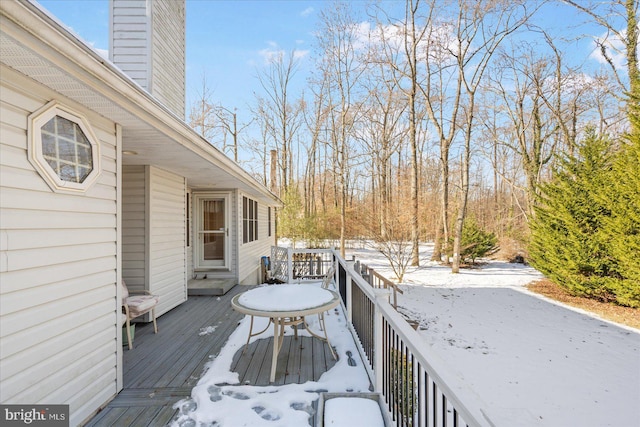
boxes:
[195,193,230,269]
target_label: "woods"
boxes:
[189,0,639,306]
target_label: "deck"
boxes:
[85,284,338,426]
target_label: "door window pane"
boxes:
[203,234,224,261]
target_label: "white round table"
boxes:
[231,284,340,382]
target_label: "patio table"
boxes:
[231,284,340,382]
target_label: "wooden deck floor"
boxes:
[85,284,337,426]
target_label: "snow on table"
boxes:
[237,284,334,311]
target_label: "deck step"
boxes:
[187,278,237,295]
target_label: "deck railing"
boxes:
[272,246,490,427]
[354,261,403,309]
[270,246,334,282]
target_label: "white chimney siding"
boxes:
[110,0,186,119]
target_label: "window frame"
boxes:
[28,101,101,193]
[242,196,259,244]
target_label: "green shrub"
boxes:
[452,218,499,264]
[528,129,640,307]
[389,348,416,425]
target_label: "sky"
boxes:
[35,0,327,127]
[169,242,639,426]
[34,0,621,167]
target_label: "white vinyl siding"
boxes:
[148,166,187,315]
[0,71,119,426]
[122,165,146,291]
[122,165,187,316]
[110,0,150,89]
[150,0,185,118]
[110,0,185,119]
[237,194,276,285]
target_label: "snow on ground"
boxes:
[171,280,372,427]
[172,241,639,426]
[347,243,640,427]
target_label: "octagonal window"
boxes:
[28,102,101,193]
[41,115,94,183]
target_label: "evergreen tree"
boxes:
[601,113,640,307]
[459,217,498,264]
[278,188,305,244]
[529,129,618,302]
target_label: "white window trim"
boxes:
[193,192,231,270]
[28,100,101,193]
[242,195,259,244]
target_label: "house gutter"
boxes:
[1,0,281,206]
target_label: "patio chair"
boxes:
[321,266,335,290]
[301,265,336,341]
[121,279,159,350]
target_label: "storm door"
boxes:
[194,193,230,269]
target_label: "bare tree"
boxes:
[214,106,252,163]
[414,0,533,272]
[564,0,639,129]
[315,2,367,257]
[188,74,218,141]
[373,0,429,266]
[256,50,304,195]
[358,16,409,243]
[246,97,273,186]
[301,76,331,218]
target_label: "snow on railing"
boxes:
[271,246,490,427]
[354,261,403,309]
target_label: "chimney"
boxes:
[110,0,186,119]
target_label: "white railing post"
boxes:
[373,289,388,393]
[287,247,293,283]
[346,268,353,323]
[332,248,338,282]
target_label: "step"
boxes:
[187,278,237,296]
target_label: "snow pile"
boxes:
[198,326,218,336]
[171,282,370,427]
[324,397,385,427]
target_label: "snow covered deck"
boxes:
[84,285,347,426]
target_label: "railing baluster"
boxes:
[431,382,439,427]
[410,353,416,427]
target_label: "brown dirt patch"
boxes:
[527,279,640,330]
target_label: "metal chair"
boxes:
[121,280,159,349]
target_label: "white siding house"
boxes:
[0,65,121,425]
[0,0,279,424]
